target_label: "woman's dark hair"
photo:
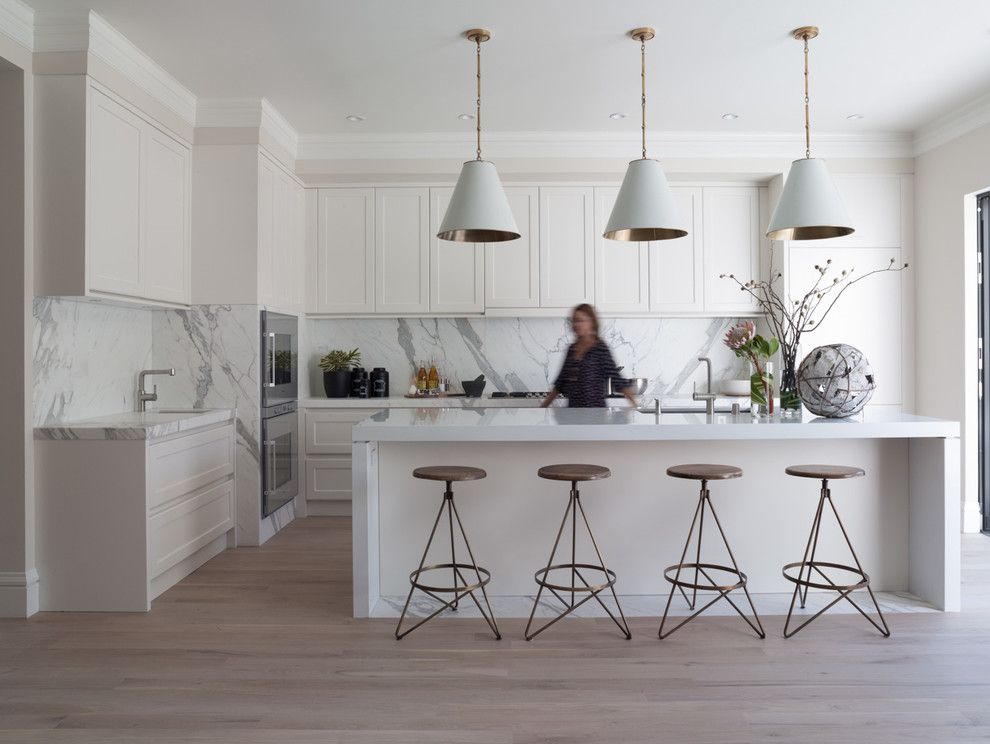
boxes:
[571,303,600,339]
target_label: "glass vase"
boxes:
[750,361,774,419]
[778,349,802,418]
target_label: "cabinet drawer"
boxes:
[148,425,235,511]
[306,457,353,502]
[305,409,378,455]
[148,478,233,579]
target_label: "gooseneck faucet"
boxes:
[692,357,717,416]
[138,368,175,412]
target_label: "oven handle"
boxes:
[263,438,275,496]
[264,332,276,388]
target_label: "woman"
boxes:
[541,304,639,409]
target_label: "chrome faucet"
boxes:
[692,357,717,416]
[138,368,175,412]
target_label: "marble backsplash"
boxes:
[32,297,153,425]
[304,316,751,399]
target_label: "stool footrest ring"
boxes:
[782,560,868,592]
[409,563,492,595]
[663,562,747,593]
[534,563,617,594]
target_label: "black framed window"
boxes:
[978,191,990,534]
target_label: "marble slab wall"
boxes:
[305,317,752,398]
[151,304,285,546]
[32,297,153,426]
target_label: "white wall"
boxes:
[915,122,990,533]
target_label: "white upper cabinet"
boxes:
[702,187,761,314]
[539,187,595,308]
[375,188,430,313]
[256,156,276,307]
[257,153,305,313]
[594,187,649,313]
[650,187,704,313]
[36,79,192,306]
[313,189,375,314]
[429,188,484,313]
[142,127,191,304]
[87,89,144,297]
[791,174,902,249]
[485,187,539,309]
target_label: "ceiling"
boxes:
[21,0,990,138]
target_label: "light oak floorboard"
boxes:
[2,517,989,743]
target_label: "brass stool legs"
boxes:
[525,482,631,641]
[395,481,500,640]
[659,479,765,639]
[783,479,890,638]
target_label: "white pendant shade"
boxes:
[766,158,855,242]
[604,158,686,241]
[437,159,520,242]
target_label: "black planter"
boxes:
[323,370,351,398]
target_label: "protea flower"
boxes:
[724,320,756,351]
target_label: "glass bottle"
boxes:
[427,361,439,392]
[416,362,427,393]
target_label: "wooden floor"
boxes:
[3,517,990,743]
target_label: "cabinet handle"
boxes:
[264,332,276,388]
[263,439,275,496]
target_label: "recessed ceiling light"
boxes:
[345,114,365,122]
[608,112,627,120]
[721,113,739,120]
[846,113,864,120]
[457,113,475,120]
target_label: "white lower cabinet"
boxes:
[303,409,378,514]
[36,422,235,612]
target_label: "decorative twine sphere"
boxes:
[796,344,876,418]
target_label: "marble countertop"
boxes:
[302,395,750,411]
[34,408,236,441]
[352,407,959,443]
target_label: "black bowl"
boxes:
[461,379,487,397]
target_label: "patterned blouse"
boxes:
[553,340,628,408]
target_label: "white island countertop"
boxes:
[353,406,959,443]
[34,408,235,441]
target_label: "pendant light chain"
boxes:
[803,32,811,159]
[475,36,482,160]
[640,37,647,159]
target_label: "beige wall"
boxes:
[0,56,35,616]
[915,123,990,533]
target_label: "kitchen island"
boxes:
[351,407,960,618]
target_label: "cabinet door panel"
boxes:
[430,188,484,313]
[594,187,649,312]
[539,187,594,307]
[650,188,703,312]
[316,189,375,313]
[703,187,761,313]
[272,169,292,307]
[375,188,430,313]
[143,128,190,304]
[88,89,143,296]
[485,187,539,308]
[257,157,276,306]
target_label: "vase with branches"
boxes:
[721,247,908,416]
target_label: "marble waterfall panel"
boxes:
[32,297,153,425]
[305,317,749,397]
[152,304,285,546]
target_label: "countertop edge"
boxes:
[34,408,237,442]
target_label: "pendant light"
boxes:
[766,26,854,241]
[604,27,686,242]
[437,28,520,243]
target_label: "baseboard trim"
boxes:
[150,533,228,601]
[307,500,352,517]
[0,569,40,617]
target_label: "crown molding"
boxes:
[34,10,196,125]
[296,130,913,162]
[913,89,990,156]
[196,97,298,159]
[0,0,33,52]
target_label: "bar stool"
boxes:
[658,464,765,639]
[395,466,500,640]
[782,465,890,638]
[525,464,631,641]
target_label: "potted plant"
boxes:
[319,348,361,398]
[724,320,779,418]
